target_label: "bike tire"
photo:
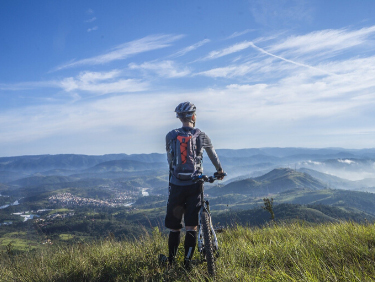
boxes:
[201,209,216,276]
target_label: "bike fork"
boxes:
[197,206,219,255]
[198,208,204,254]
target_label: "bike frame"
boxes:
[193,175,222,258]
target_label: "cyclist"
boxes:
[160,101,225,269]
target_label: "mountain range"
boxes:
[1,148,375,215]
[2,148,375,249]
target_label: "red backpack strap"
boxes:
[177,135,192,164]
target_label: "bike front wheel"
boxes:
[201,209,216,276]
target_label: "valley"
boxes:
[1,147,375,251]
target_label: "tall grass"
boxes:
[1,222,375,281]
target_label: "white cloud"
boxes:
[250,42,336,76]
[53,34,184,71]
[0,93,177,153]
[129,60,190,78]
[0,70,149,95]
[4,26,375,154]
[85,17,97,23]
[203,41,254,60]
[87,26,98,32]
[338,159,356,164]
[172,39,210,57]
[226,83,267,91]
[59,70,148,94]
[197,26,375,81]
[269,25,375,57]
[197,25,375,80]
[197,63,259,78]
[2,74,375,155]
[226,29,254,39]
[78,70,122,82]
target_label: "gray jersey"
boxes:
[166,126,222,186]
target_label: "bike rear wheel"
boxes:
[201,209,216,276]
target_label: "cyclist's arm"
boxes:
[200,133,223,172]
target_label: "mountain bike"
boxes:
[192,172,226,276]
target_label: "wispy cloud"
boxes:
[197,63,260,78]
[4,25,375,154]
[59,70,149,94]
[53,34,184,71]
[0,93,176,154]
[85,17,97,23]
[202,41,254,60]
[198,26,375,78]
[226,29,254,39]
[250,42,336,76]
[269,25,375,56]
[87,26,98,32]
[1,70,149,95]
[171,39,210,57]
[129,60,190,78]
[3,60,375,154]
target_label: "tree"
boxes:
[263,198,275,221]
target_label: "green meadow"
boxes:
[1,222,375,281]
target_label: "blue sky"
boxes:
[1,0,375,156]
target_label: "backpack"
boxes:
[169,128,202,181]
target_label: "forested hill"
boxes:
[0,153,166,173]
[212,168,326,196]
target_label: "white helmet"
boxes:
[174,101,196,119]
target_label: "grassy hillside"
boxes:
[213,168,326,196]
[214,203,375,227]
[2,222,375,281]
[209,186,375,217]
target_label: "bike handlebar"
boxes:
[192,172,227,183]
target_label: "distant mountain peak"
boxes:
[213,167,325,197]
[255,168,304,181]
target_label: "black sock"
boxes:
[168,231,180,260]
[184,230,197,260]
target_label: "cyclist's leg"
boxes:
[183,183,201,265]
[167,229,180,264]
[165,183,186,263]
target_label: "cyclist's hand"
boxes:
[214,169,226,180]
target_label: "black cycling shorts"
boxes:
[165,182,202,230]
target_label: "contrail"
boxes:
[249,42,337,76]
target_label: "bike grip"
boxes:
[214,172,227,177]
